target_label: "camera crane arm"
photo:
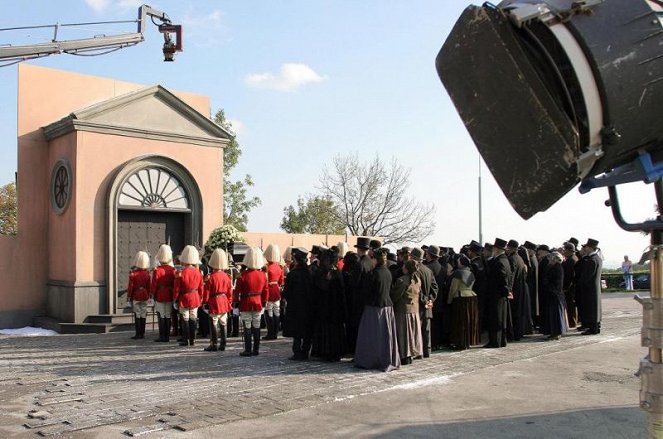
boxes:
[0,4,182,65]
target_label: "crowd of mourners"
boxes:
[125,235,603,372]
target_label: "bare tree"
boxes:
[320,154,435,244]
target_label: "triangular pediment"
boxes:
[43,85,231,148]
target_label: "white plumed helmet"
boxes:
[209,248,229,270]
[243,246,265,270]
[337,242,350,259]
[180,245,200,265]
[156,244,173,265]
[134,251,150,269]
[263,243,281,263]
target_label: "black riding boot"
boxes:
[252,327,261,356]
[240,328,252,356]
[179,320,190,346]
[262,314,274,340]
[205,323,218,351]
[154,318,163,342]
[139,317,146,339]
[163,318,170,342]
[218,325,227,351]
[131,317,140,339]
[188,319,197,346]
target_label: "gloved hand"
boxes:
[126,300,133,309]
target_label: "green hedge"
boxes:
[602,272,648,289]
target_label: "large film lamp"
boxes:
[436,0,663,219]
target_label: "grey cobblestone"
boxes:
[0,295,644,437]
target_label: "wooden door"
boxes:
[116,210,185,311]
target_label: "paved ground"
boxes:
[0,293,648,438]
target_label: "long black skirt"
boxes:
[449,296,480,350]
[354,306,400,372]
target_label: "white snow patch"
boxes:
[0,326,58,336]
[386,374,459,391]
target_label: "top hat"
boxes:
[369,239,382,250]
[493,238,507,250]
[427,245,441,258]
[355,237,371,249]
[523,241,537,251]
[568,237,579,247]
[507,239,519,249]
[537,244,550,252]
[410,247,424,261]
[582,238,599,249]
[469,240,483,253]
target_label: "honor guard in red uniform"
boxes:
[151,244,175,342]
[262,244,284,340]
[203,248,233,351]
[127,251,151,340]
[234,247,268,356]
[173,245,204,347]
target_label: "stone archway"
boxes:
[106,155,203,313]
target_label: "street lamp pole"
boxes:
[478,155,483,244]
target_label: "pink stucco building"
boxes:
[1,64,228,329]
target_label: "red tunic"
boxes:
[151,265,176,303]
[337,259,345,271]
[127,269,151,301]
[234,269,268,312]
[265,262,284,302]
[173,266,204,309]
[204,270,233,314]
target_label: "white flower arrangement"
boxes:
[206,225,243,250]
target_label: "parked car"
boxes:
[619,273,650,290]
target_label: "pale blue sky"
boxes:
[0,1,653,267]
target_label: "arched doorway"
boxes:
[107,156,203,313]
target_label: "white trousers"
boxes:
[155,301,172,318]
[240,310,263,329]
[133,301,148,318]
[179,307,198,321]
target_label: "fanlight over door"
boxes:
[118,167,189,210]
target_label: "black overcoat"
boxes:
[282,266,313,338]
[576,252,602,324]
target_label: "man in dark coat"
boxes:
[523,241,539,329]
[485,238,512,348]
[468,240,488,333]
[506,240,532,340]
[425,245,447,350]
[536,244,553,333]
[410,247,438,357]
[576,238,603,335]
[346,237,374,353]
[561,241,579,328]
[282,247,314,360]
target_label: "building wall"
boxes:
[240,232,353,254]
[0,64,216,328]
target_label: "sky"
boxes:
[0,0,655,268]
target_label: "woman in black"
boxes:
[282,248,314,360]
[311,248,347,362]
[447,255,480,350]
[541,251,568,340]
[354,248,400,371]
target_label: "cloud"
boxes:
[226,119,245,136]
[85,0,111,12]
[245,63,327,92]
[181,10,224,29]
[180,9,230,47]
[117,0,143,9]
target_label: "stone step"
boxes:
[33,316,150,334]
[86,314,134,324]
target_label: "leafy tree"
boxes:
[320,154,435,245]
[280,195,345,234]
[214,109,261,232]
[0,181,17,235]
